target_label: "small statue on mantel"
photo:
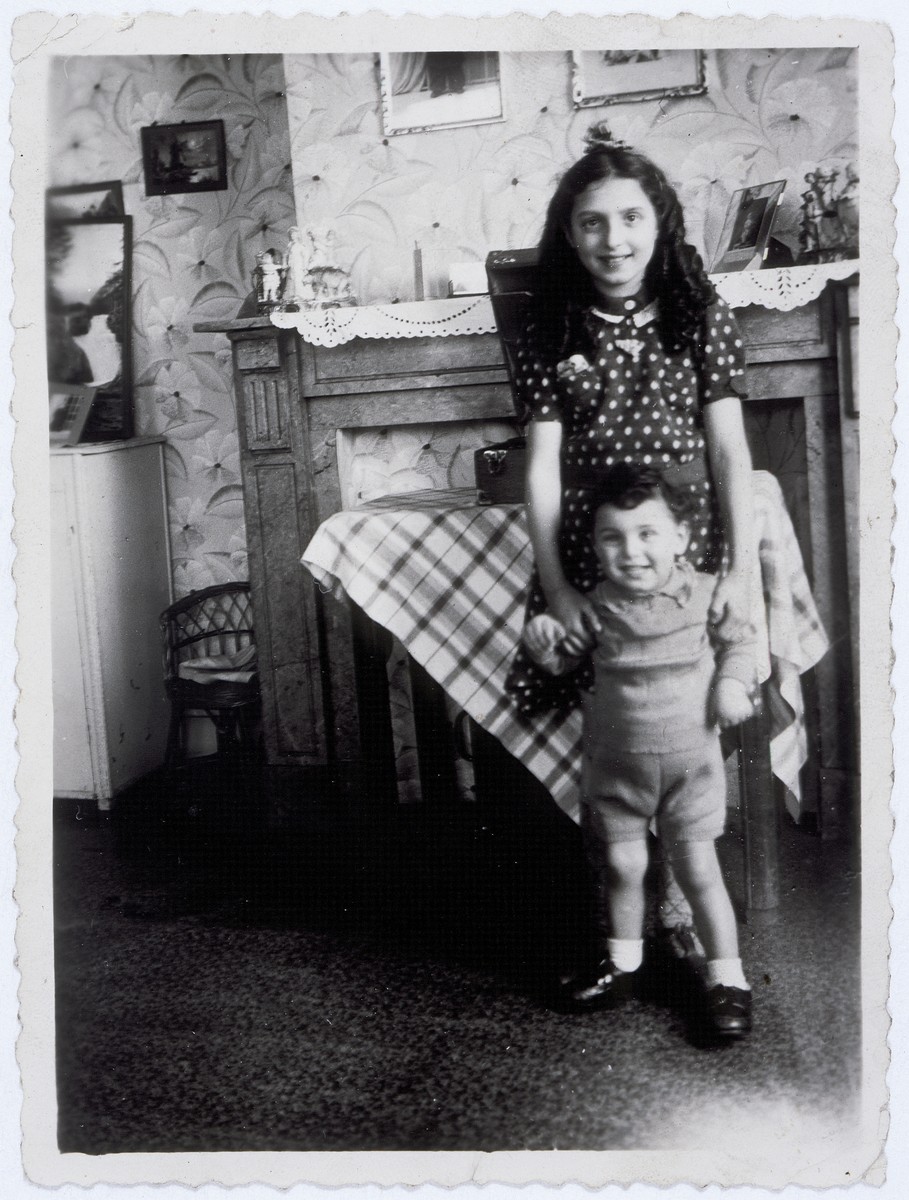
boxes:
[836,163,859,250]
[282,224,356,310]
[284,226,312,307]
[798,163,859,264]
[798,173,826,260]
[253,248,287,311]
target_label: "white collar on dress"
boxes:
[589,301,658,328]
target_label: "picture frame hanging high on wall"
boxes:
[380,52,505,135]
[572,49,706,108]
[141,119,227,196]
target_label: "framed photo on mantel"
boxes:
[712,180,787,273]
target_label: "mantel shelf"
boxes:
[194,262,859,346]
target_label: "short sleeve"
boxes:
[699,298,749,405]
[511,324,563,424]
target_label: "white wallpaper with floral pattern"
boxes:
[48,54,296,597]
[48,49,856,597]
[284,48,857,304]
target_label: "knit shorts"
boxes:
[581,738,727,848]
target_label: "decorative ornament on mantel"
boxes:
[283,225,357,310]
[252,248,288,313]
[797,163,859,264]
[252,226,358,314]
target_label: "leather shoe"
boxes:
[554,958,634,1013]
[703,984,752,1038]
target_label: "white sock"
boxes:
[606,937,644,973]
[705,958,751,990]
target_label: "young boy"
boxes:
[523,462,757,1038]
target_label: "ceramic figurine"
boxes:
[284,226,311,307]
[253,248,287,310]
[836,163,859,249]
[284,224,356,309]
[798,164,859,263]
[798,175,825,259]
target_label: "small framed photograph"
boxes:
[712,180,787,273]
[46,181,124,221]
[49,384,96,446]
[572,49,706,108]
[380,52,505,135]
[140,120,227,196]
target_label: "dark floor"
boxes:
[54,754,861,1154]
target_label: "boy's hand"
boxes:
[710,678,756,728]
[561,626,596,657]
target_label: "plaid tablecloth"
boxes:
[301,471,828,823]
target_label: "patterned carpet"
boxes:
[53,758,861,1154]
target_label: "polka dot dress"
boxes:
[506,294,749,718]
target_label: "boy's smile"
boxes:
[593,495,690,596]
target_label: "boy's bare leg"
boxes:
[667,839,752,1039]
[665,840,739,960]
[603,838,650,940]
[554,838,649,1010]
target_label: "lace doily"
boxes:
[271,263,859,344]
[712,261,858,312]
[270,296,499,347]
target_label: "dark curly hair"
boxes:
[589,461,698,525]
[532,121,715,359]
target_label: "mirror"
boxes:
[46,214,133,441]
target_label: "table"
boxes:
[199,279,856,838]
[301,471,829,826]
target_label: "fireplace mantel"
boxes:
[194,313,515,774]
[196,276,858,829]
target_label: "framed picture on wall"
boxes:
[380,52,505,135]
[48,383,96,446]
[45,215,133,440]
[46,181,124,221]
[572,49,706,107]
[140,119,227,195]
[712,180,787,273]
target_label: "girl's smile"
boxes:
[569,177,660,300]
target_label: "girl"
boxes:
[506,122,755,960]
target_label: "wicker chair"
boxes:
[160,582,261,768]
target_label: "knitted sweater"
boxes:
[539,562,756,755]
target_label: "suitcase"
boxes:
[474,437,527,504]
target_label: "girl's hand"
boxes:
[523,613,566,658]
[709,572,752,640]
[549,586,600,651]
[710,678,756,729]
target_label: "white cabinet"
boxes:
[51,438,172,807]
